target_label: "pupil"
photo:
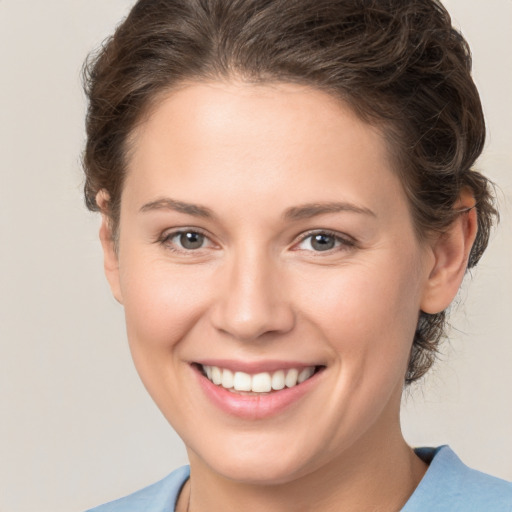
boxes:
[312,234,334,251]
[180,232,204,250]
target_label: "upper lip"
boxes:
[193,359,324,374]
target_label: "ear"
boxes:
[420,192,478,314]
[97,190,123,304]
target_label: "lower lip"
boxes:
[194,366,323,420]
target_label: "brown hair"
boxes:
[82,0,497,384]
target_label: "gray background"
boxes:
[0,1,510,511]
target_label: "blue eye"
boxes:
[296,232,352,252]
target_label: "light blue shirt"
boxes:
[86,446,512,511]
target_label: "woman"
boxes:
[82,0,511,510]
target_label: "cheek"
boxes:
[294,256,424,436]
[117,259,218,421]
[119,258,214,353]
[292,255,423,367]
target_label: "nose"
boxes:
[210,250,295,342]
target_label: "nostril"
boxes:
[209,266,295,341]
[211,303,296,342]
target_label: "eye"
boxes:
[295,231,353,252]
[176,231,206,250]
[160,229,214,252]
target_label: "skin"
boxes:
[99,81,477,512]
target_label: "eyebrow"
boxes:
[139,198,375,221]
[139,198,215,218]
[283,202,376,221]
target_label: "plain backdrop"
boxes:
[0,1,510,511]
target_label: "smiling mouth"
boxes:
[196,364,324,394]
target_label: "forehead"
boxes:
[124,81,406,222]
[133,81,386,155]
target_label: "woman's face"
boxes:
[103,82,437,483]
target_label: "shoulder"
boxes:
[403,446,512,512]
[85,466,190,512]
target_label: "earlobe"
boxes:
[420,198,478,314]
[97,190,124,304]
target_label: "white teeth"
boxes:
[252,373,272,393]
[211,366,222,385]
[233,371,252,391]
[221,369,234,389]
[202,365,317,393]
[298,367,315,384]
[271,370,285,391]
[285,368,299,388]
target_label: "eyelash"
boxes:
[292,229,356,253]
[157,227,356,256]
[157,228,214,254]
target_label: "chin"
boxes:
[213,457,311,485]
[188,432,327,486]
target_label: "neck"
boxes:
[178,423,427,512]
